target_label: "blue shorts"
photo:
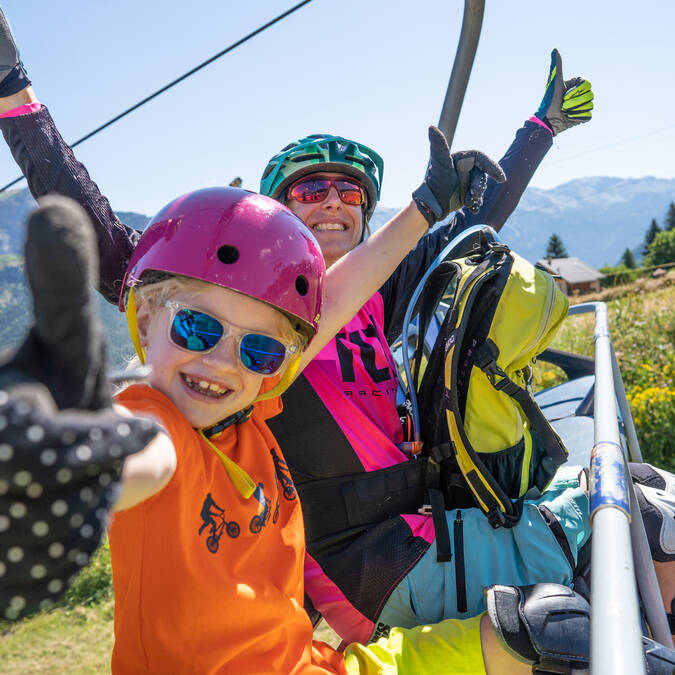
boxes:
[375,466,590,634]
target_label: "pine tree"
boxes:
[620,248,636,268]
[545,233,568,258]
[643,219,661,256]
[665,201,675,231]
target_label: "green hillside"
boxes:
[0,258,134,369]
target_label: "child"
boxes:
[107,184,530,674]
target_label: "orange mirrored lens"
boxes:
[335,181,364,205]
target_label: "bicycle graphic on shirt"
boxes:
[198,492,240,553]
[249,482,279,534]
[270,448,296,501]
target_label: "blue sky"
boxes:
[1,0,674,216]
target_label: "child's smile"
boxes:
[181,374,230,398]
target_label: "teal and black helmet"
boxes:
[260,134,384,221]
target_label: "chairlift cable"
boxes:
[545,122,675,166]
[0,0,315,193]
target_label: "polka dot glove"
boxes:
[6,196,112,412]
[0,384,157,620]
[0,196,159,620]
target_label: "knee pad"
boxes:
[486,582,675,674]
[485,583,590,671]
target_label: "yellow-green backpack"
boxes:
[408,234,570,531]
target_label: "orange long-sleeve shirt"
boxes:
[110,385,345,674]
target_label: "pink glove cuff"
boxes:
[0,101,42,118]
[528,115,553,135]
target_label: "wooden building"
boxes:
[536,257,605,296]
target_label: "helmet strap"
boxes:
[198,428,257,499]
[253,354,302,403]
[125,287,147,364]
[359,214,370,243]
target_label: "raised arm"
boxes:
[0,9,140,304]
[0,196,160,621]
[380,49,594,341]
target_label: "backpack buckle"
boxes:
[486,507,507,529]
[493,376,520,396]
[474,341,507,386]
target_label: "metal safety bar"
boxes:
[570,302,673,673]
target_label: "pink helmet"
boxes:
[120,187,324,343]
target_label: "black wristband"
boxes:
[0,63,31,98]
[412,183,443,227]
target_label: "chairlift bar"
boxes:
[610,342,643,463]
[437,0,485,144]
[572,303,673,651]
[576,302,643,673]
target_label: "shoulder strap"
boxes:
[443,250,524,527]
[473,338,569,472]
[411,260,461,390]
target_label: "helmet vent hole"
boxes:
[295,275,309,296]
[217,245,240,265]
[292,153,323,163]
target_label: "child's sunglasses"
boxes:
[164,300,298,376]
[287,176,366,206]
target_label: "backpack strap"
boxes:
[427,487,453,562]
[474,338,569,472]
[296,458,433,544]
[442,256,524,528]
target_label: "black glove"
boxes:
[0,8,31,97]
[0,196,158,621]
[412,126,505,226]
[3,196,111,410]
[486,583,675,674]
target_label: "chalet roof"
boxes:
[536,257,605,283]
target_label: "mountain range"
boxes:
[2,176,674,268]
[370,176,675,267]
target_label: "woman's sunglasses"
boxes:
[164,300,298,376]
[287,177,366,206]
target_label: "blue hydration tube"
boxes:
[399,224,500,441]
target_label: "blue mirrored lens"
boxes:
[170,309,224,352]
[240,334,287,375]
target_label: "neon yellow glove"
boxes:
[534,49,594,136]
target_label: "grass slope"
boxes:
[0,601,115,674]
